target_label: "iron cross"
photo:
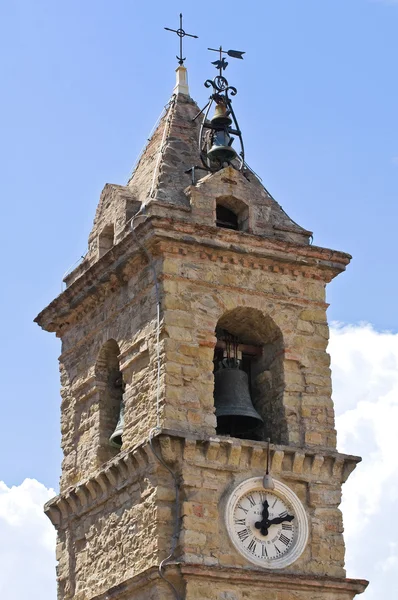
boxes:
[165,13,198,66]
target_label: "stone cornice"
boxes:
[84,563,368,599]
[44,431,361,530]
[156,218,351,271]
[179,564,369,594]
[44,441,155,529]
[160,429,361,486]
[35,212,350,335]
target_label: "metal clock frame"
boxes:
[225,477,309,569]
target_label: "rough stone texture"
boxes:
[37,202,350,489]
[36,86,367,599]
[187,166,311,244]
[45,434,366,600]
[127,93,202,207]
[68,88,313,289]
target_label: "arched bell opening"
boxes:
[213,308,287,444]
[98,223,114,258]
[95,339,125,463]
[215,195,249,232]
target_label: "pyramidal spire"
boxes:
[127,80,201,207]
[125,14,200,206]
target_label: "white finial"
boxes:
[174,65,189,96]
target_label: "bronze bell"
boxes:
[210,102,233,127]
[214,363,263,437]
[207,102,237,164]
[109,399,125,448]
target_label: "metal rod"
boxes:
[165,13,198,65]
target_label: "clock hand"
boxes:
[267,514,295,526]
[255,499,270,535]
[263,499,269,521]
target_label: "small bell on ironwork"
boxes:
[207,102,237,164]
[214,359,263,437]
[109,399,125,448]
[210,102,233,127]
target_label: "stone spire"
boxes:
[127,87,202,207]
[56,65,314,287]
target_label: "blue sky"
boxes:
[1,1,398,599]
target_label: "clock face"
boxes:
[225,477,308,569]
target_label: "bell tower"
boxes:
[36,37,368,600]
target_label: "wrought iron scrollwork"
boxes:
[195,46,245,172]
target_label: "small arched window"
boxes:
[95,339,125,463]
[216,205,239,230]
[98,224,114,258]
[215,196,249,232]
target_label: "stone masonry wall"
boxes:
[58,254,163,491]
[184,576,363,600]
[52,446,173,600]
[161,241,336,450]
[187,166,311,245]
[57,224,340,492]
[46,434,362,600]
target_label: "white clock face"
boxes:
[225,477,308,569]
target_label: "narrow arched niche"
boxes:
[95,339,124,463]
[213,308,287,444]
[215,195,249,232]
[98,223,114,258]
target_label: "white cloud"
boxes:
[0,479,56,600]
[330,323,398,599]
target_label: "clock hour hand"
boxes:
[255,499,270,536]
[267,514,295,526]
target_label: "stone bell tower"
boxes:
[36,55,368,600]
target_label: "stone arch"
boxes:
[214,307,287,444]
[215,195,249,232]
[95,339,124,463]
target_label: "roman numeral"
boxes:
[234,518,246,526]
[262,544,268,558]
[274,544,281,554]
[238,528,250,542]
[279,510,288,518]
[271,498,277,508]
[282,523,292,531]
[247,494,256,507]
[248,538,257,554]
[279,534,290,546]
[259,492,266,503]
[237,504,248,514]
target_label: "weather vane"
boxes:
[164,13,198,66]
[194,45,246,172]
[208,46,245,80]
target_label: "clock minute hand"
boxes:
[267,514,295,526]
